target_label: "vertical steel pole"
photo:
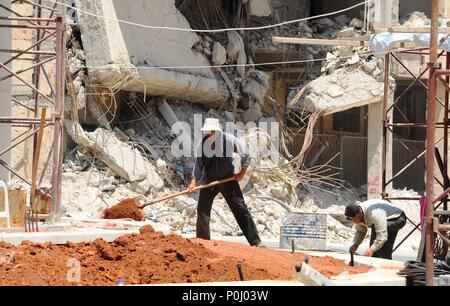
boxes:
[444,52,449,211]
[425,0,439,286]
[50,14,64,224]
[381,53,390,198]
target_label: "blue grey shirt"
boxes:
[193,132,251,184]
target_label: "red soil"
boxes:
[0,226,369,286]
[103,198,144,221]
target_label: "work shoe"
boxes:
[254,242,267,248]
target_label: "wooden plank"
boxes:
[272,37,370,47]
[0,189,26,227]
[30,107,47,211]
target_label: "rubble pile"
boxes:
[66,20,87,112]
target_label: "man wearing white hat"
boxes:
[188,118,262,247]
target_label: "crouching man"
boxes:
[345,199,407,259]
[188,118,262,247]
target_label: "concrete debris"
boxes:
[248,0,272,17]
[157,99,180,129]
[212,42,227,66]
[401,11,430,27]
[292,68,386,115]
[64,120,164,191]
[227,31,247,78]
[349,18,364,29]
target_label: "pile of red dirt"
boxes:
[103,198,144,221]
[0,226,370,286]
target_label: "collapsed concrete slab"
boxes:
[75,0,229,105]
[64,120,164,192]
[289,67,389,115]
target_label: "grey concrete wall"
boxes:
[0,0,12,182]
[112,0,212,78]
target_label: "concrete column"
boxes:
[372,0,399,28]
[0,0,12,182]
[367,101,393,199]
[158,100,179,129]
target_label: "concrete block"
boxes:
[248,0,272,17]
[157,100,179,129]
[212,42,227,66]
[75,0,229,105]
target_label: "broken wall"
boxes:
[75,0,229,105]
[111,0,212,78]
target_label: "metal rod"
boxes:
[0,56,55,83]
[12,0,57,12]
[30,108,46,215]
[425,0,439,286]
[50,15,65,224]
[382,53,390,198]
[0,123,52,157]
[0,30,56,67]
[0,16,55,22]
[445,52,450,211]
[0,159,32,186]
[11,97,35,112]
[0,61,55,104]
[0,49,56,55]
[0,24,55,30]
[237,263,244,281]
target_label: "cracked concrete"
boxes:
[75,0,229,105]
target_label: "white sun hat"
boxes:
[201,118,222,132]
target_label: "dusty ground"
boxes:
[0,226,369,286]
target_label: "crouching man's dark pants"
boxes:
[370,212,407,259]
[196,180,261,246]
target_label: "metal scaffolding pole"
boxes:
[0,1,65,230]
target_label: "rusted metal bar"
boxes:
[0,61,55,104]
[13,0,57,12]
[11,127,32,143]
[385,136,444,187]
[0,159,32,186]
[391,51,446,109]
[38,145,53,186]
[0,49,56,55]
[445,52,450,211]
[0,16,55,22]
[0,117,51,123]
[0,56,55,82]
[50,15,65,224]
[11,97,35,112]
[0,5,53,36]
[393,222,421,253]
[30,108,46,233]
[433,186,450,205]
[0,123,52,157]
[0,30,56,67]
[425,0,439,286]
[0,24,56,30]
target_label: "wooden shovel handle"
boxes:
[138,176,236,208]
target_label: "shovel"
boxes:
[138,176,236,209]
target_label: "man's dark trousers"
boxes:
[196,180,261,246]
[370,212,407,259]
